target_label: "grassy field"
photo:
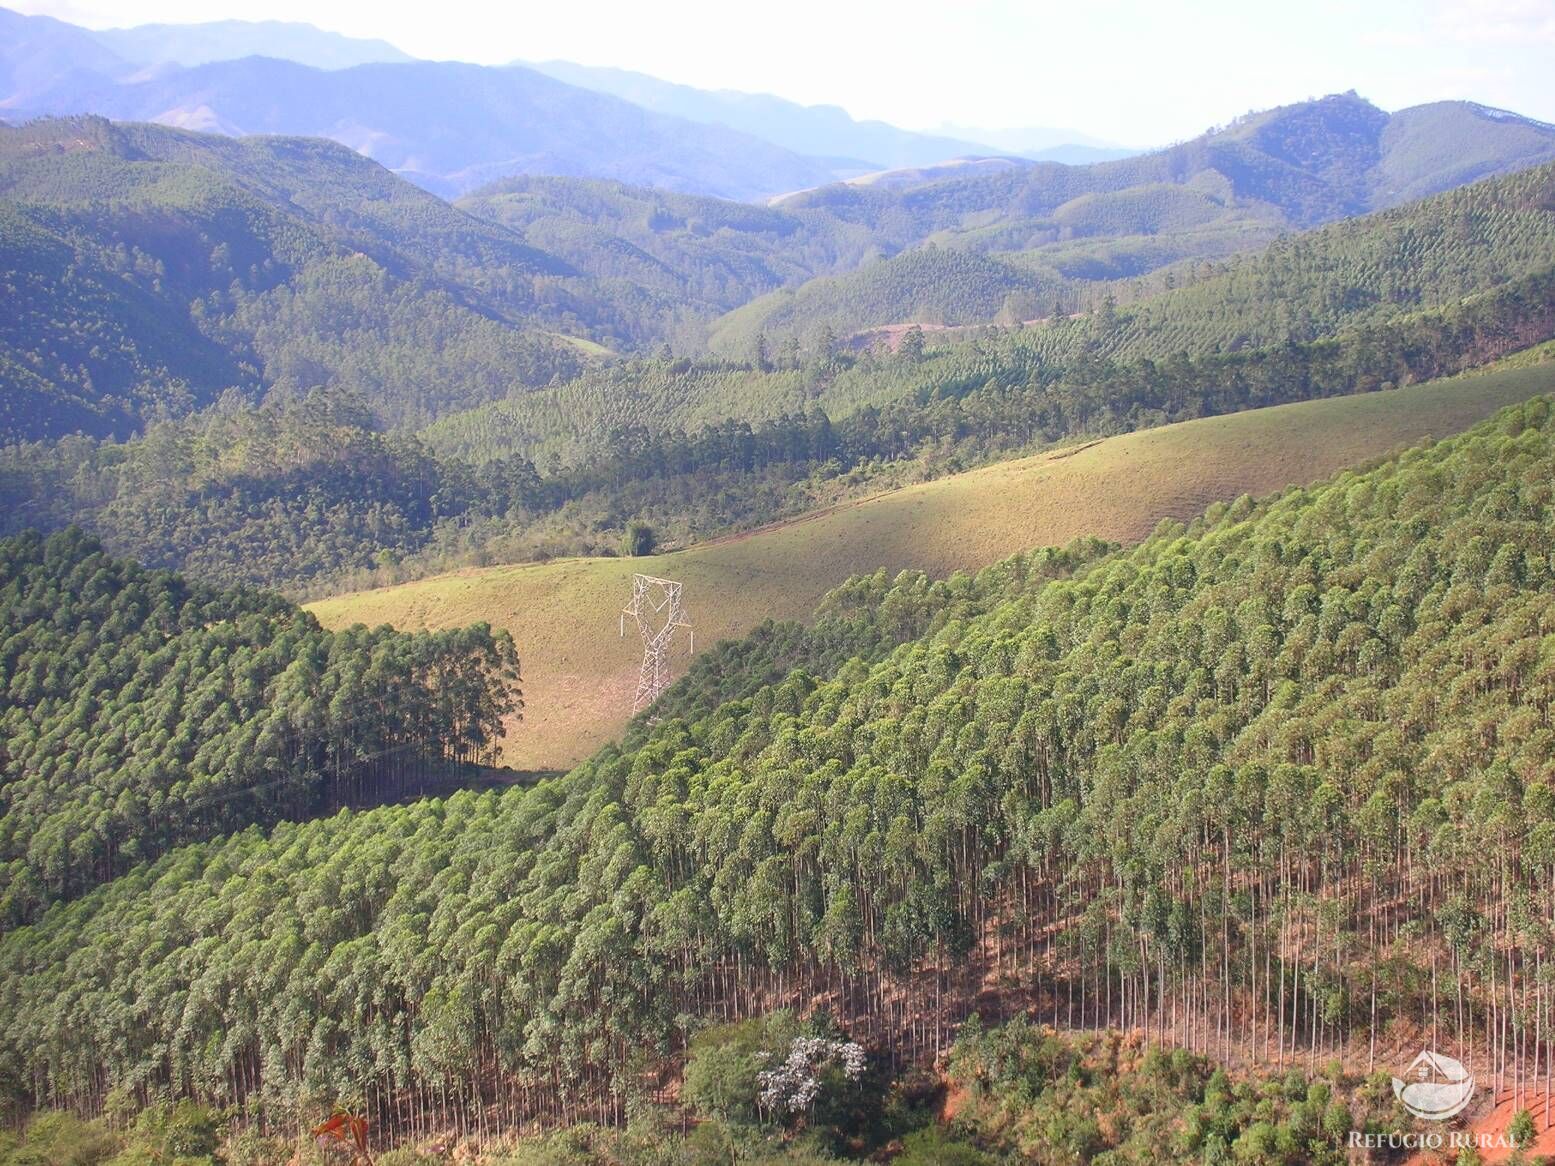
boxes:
[308,361,1555,770]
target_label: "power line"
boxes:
[619,574,693,714]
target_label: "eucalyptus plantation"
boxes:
[4,398,1554,1141]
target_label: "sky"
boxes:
[12,0,1555,145]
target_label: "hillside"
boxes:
[5,102,1553,445]
[11,10,1555,1162]
[439,216,1555,480]
[9,152,1553,597]
[8,62,1554,358]
[777,92,1555,227]
[9,279,1544,601]
[466,93,1555,358]
[10,377,1555,1151]
[0,116,614,439]
[310,360,1555,768]
[713,153,1555,358]
[426,251,1555,488]
[0,527,520,927]
[711,246,1068,353]
[714,95,1555,348]
[455,173,880,319]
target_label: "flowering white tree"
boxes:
[755,1036,867,1119]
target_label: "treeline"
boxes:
[0,1021,1417,1164]
[629,538,1117,741]
[0,528,521,926]
[580,263,1555,479]
[5,397,1555,1137]
[1100,156,1555,358]
[6,263,1552,596]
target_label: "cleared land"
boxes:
[308,361,1555,769]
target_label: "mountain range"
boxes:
[6,86,1555,444]
[526,59,1132,169]
[8,7,1551,226]
[709,93,1555,348]
[89,18,413,70]
[3,53,846,201]
[0,6,1129,199]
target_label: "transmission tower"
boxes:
[620,573,694,713]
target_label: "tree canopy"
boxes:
[0,527,521,926]
[4,395,1554,1140]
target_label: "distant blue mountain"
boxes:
[527,59,991,169]
[0,7,132,106]
[5,50,851,201]
[0,5,1131,196]
[90,18,414,70]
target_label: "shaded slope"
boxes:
[0,117,593,438]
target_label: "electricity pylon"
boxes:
[620,574,694,713]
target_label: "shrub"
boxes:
[621,520,657,557]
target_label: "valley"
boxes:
[5,8,1555,1162]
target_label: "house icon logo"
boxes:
[1392,1049,1475,1121]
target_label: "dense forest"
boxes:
[0,117,591,440]
[7,105,1555,445]
[5,258,1551,596]
[0,528,522,926]
[5,134,1554,597]
[9,82,1555,1166]
[5,396,1554,1154]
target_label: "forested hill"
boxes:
[466,96,1555,356]
[777,93,1555,231]
[5,393,1555,1135]
[7,173,1554,598]
[454,174,881,319]
[0,527,521,927]
[362,158,1555,473]
[0,116,612,440]
[6,104,1555,445]
[1076,156,1555,359]
[411,95,1555,354]
[713,152,1555,356]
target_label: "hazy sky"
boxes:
[13,0,1555,144]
